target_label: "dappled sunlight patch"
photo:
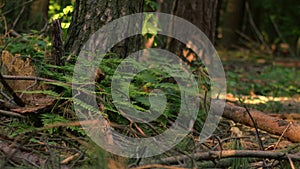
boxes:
[227,93,300,114]
[227,93,299,104]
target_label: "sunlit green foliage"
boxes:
[48,0,74,29]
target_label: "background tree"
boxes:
[248,0,299,56]
[1,0,49,33]
[219,0,245,48]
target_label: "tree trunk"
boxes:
[158,0,219,43]
[220,0,245,48]
[64,0,144,56]
[157,0,219,65]
[29,0,49,30]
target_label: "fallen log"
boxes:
[221,101,300,142]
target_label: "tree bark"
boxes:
[157,0,219,65]
[158,0,219,43]
[64,0,144,56]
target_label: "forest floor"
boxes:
[219,49,300,115]
[0,48,300,169]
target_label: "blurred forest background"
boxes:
[0,0,299,168]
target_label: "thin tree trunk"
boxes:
[220,0,245,48]
[29,0,49,30]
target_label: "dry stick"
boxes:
[157,150,300,165]
[286,153,296,169]
[9,29,22,37]
[0,87,11,100]
[2,75,95,87]
[130,164,191,169]
[0,109,25,118]
[243,106,264,151]
[20,79,38,98]
[273,122,292,151]
[244,105,268,168]
[0,73,25,107]
[2,75,68,84]
[235,30,255,43]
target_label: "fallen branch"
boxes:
[2,75,95,86]
[0,72,25,107]
[244,105,268,168]
[0,109,25,118]
[130,164,191,169]
[222,102,300,142]
[156,150,300,165]
[2,75,67,84]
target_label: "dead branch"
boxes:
[155,150,300,165]
[244,105,268,168]
[244,105,264,150]
[0,109,25,118]
[0,72,25,107]
[222,102,300,142]
[2,75,96,87]
[2,75,68,84]
[130,164,192,169]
